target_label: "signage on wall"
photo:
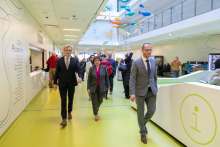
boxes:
[180,94,217,145]
[37,33,43,45]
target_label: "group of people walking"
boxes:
[46,43,158,144]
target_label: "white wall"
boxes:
[152,37,220,64]
[31,50,43,71]
[0,0,56,136]
[116,36,220,63]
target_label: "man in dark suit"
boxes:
[53,45,83,126]
[130,43,158,144]
[79,58,86,81]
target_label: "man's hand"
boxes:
[87,89,90,93]
[114,74,116,77]
[130,95,135,102]
[108,87,110,90]
[53,85,57,91]
[77,78,82,83]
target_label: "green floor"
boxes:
[0,79,184,147]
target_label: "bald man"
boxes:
[46,53,58,88]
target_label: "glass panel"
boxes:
[139,25,143,34]
[149,18,155,31]
[163,9,171,26]
[183,0,195,19]
[155,13,163,29]
[143,20,149,33]
[213,0,220,9]
[134,25,139,36]
[196,0,212,15]
[172,3,182,23]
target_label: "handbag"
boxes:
[118,63,127,72]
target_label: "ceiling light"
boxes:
[63,29,81,31]
[64,35,78,37]
[44,24,59,28]
[65,39,76,41]
[169,33,172,36]
[61,17,85,20]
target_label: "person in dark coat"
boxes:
[120,57,126,93]
[166,63,171,73]
[158,61,164,77]
[215,59,220,69]
[80,58,86,81]
[124,51,133,99]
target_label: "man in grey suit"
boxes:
[130,43,158,144]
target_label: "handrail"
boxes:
[119,0,220,41]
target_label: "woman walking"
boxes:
[87,56,110,121]
[100,54,112,100]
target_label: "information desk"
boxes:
[30,70,49,101]
[131,71,220,147]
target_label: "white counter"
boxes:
[131,71,220,147]
[30,70,49,101]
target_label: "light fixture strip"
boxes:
[64,35,78,37]
[63,29,81,31]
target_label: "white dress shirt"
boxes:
[142,56,151,71]
[142,56,151,87]
[64,56,70,65]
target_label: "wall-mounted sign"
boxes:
[37,33,43,45]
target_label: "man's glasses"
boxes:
[143,49,152,52]
[65,50,72,52]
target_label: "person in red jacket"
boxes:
[46,53,58,88]
[101,54,112,99]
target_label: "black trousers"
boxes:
[109,73,114,92]
[59,82,75,120]
[125,86,129,98]
[122,72,125,91]
[82,71,85,81]
[91,86,104,115]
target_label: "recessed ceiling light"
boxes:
[63,29,81,31]
[44,24,59,28]
[64,35,78,37]
[61,17,85,20]
[65,39,76,41]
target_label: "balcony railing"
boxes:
[119,0,220,41]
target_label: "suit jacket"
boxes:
[87,65,110,93]
[80,61,86,72]
[54,56,83,88]
[129,57,158,96]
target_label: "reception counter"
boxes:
[131,71,220,147]
[30,70,49,101]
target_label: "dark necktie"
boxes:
[146,60,151,76]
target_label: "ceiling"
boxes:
[20,0,108,50]
[120,0,176,24]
